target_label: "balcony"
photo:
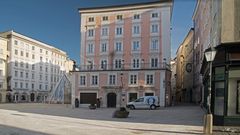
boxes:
[78,62,170,72]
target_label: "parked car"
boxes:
[126,96,160,110]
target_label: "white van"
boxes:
[126,96,160,110]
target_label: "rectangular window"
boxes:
[115,42,122,52]
[14,40,18,45]
[20,62,24,68]
[133,25,140,34]
[88,29,94,37]
[101,43,107,53]
[15,82,18,88]
[101,27,108,36]
[32,83,34,89]
[32,65,35,70]
[152,13,158,18]
[20,72,23,77]
[116,15,123,20]
[15,61,18,67]
[45,75,48,81]
[132,41,140,51]
[32,46,35,50]
[26,72,28,78]
[32,73,34,79]
[26,63,29,69]
[0,70,2,76]
[151,39,159,50]
[129,93,138,102]
[87,43,94,54]
[32,54,35,59]
[130,74,137,85]
[80,76,86,85]
[132,59,140,68]
[109,75,116,85]
[25,83,28,89]
[20,82,23,88]
[0,82,3,89]
[40,49,42,53]
[151,58,158,68]
[88,17,94,22]
[102,16,108,21]
[39,84,42,90]
[15,49,18,55]
[40,75,42,80]
[101,60,107,70]
[151,24,158,33]
[20,51,23,56]
[15,71,18,77]
[91,75,98,85]
[133,14,140,20]
[146,74,154,85]
[116,27,123,35]
[115,59,123,69]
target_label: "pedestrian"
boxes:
[96,98,100,108]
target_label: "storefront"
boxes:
[201,43,240,126]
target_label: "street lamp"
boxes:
[204,47,216,134]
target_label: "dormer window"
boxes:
[116,15,123,20]
[133,14,140,20]
[88,17,94,22]
[102,16,108,21]
[152,13,158,18]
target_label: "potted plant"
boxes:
[112,107,129,118]
[89,103,96,109]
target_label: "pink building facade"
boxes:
[73,1,173,107]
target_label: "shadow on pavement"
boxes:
[0,103,204,126]
[0,124,49,135]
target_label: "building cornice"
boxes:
[78,0,173,14]
[0,30,67,56]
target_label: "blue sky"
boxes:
[0,0,196,63]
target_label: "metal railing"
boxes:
[78,62,170,71]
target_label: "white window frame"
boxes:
[145,72,155,86]
[115,26,123,36]
[115,41,123,52]
[150,38,159,51]
[132,25,140,35]
[101,27,109,36]
[129,73,138,86]
[132,58,140,69]
[100,59,108,70]
[86,42,94,55]
[80,74,86,86]
[150,58,159,68]
[151,24,159,33]
[100,41,108,54]
[132,40,141,52]
[90,74,99,87]
[108,73,117,86]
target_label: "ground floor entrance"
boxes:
[107,93,116,108]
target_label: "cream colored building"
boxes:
[0,30,73,103]
[176,28,194,103]
[0,37,8,102]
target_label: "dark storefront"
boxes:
[201,43,240,126]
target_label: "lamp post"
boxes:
[204,47,216,134]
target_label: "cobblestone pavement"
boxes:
[0,103,205,135]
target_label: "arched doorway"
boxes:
[107,92,117,107]
[21,93,28,102]
[30,93,35,102]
